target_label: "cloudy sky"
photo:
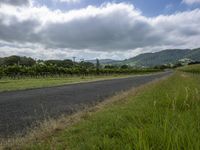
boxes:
[0,0,200,60]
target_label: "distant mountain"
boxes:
[121,48,200,67]
[86,48,200,67]
[184,48,200,61]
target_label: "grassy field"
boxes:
[178,64,200,74]
[0,74,140,92]
[8,66,199,150]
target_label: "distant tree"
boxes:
[1,56,36,67]
[104,65,118,69]
[20,57,36,66]
[173,63,183,68]
[3,55,20,66]
[4,65,21,78]
[79,61,94,69]
[121,65,129,69]
[45,60,62,67]
[45,59,73,68]
[0,58,3,66]
[0,67,3,79]
[62,59,73,68]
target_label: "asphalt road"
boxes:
[0,72,172,137]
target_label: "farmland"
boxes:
[0,55,162,92]
[2,65,199,149]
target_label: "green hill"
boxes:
[121,48,200,67]
[86,48,200,67]
[184,48,200,61]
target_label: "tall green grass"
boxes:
[179,64,200,74]
[18,72,200,149]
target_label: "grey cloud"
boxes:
[41,10,164,51]
[0,16,41,44]
[0,3,200,58]
[0,0,30,6]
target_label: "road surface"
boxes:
[0,71,172,137]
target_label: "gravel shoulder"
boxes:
[0,71,172,137]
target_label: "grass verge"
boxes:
[0,74,142,92]
[2,70,200,149]
[178,64,200,74]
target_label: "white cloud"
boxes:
[182,0,200,5]
[0,3,200,59]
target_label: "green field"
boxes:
[14,65,200,150]
[0,74,138,92]
[178,64,200,74]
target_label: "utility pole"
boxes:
[72,57,76,67]
[96,58,100,75]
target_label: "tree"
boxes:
[3,55,20,66]
[62,59,73,68]
[0,67,3,79]
[104,65,118,69]
[1,56,36,67]
[0,58,3,66]
[45,59,73,68]
[79,61,94,69]
[4,65,21,78]
[20,57,36,66]
[121,65,129,69]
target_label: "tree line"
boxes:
[0,55,162,78]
